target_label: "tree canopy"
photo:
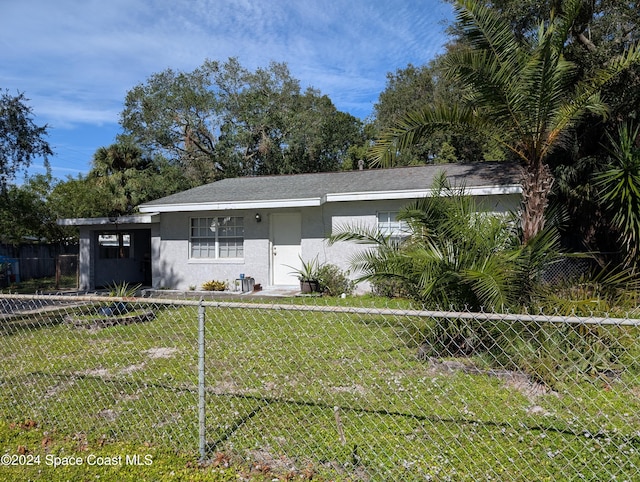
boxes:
[7,3,639,257]
[121,58,363,186]
[0,90,52,191]
[450,0,640,121]
[371,0,640,244]
[373,62,506,165]
[373,1,640,167]
[0,174,70,245]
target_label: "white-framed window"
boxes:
[377,211,410,243]
[98,233,132,259]
[190,216,244,259]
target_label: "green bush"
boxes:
[317,264,356,296]
[370,277,414,299]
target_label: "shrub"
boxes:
[201,280,227,291]
[370,277,414,299]
[317,264,356,296]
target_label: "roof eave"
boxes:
[57,213,159,226]
[138,198,323,213]
[326,185,522,202]
[138,185,522,213]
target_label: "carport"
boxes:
[57,214,158,290]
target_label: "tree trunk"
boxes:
[520,161,554,244]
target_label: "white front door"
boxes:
[271,213,302,285]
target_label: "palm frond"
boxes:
[512,226,563,292]
[444,2,525,134]
[455,0,522,69]
[328,222,393,247]
[595,123,640,264]
[547,43,640,158]
[462,256,517,310]
[368,103,501,167]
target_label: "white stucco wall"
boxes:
[151,205,373,291]
[150,192,522,292]
[153,210,271,290]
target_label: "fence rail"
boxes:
[1,293,639,480]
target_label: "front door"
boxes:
[270,213,301,285]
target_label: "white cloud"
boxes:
[2,0,452,117]
[1,0,453,174]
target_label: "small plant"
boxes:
[188,284,196,291]
[201,280,227,291]
[287,255,321,282]
[106,281,141,298]
[98,282,141,317]
[287,256,324,293]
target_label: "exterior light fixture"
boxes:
[255,213,262,222]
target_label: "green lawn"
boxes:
[5,275,78,294]
[1,299,640,480]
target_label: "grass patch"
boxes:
[2,300,640,480]
[0,419,267,481]
[5,275,77,294]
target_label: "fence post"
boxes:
[198,300,206,462]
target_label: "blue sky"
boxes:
[1,0,453,182]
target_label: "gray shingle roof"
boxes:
[139,162,521,210]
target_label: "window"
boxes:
[190,217,244,259]
[98,233,131,259]
[377,212,410,243]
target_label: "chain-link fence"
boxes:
[1,293,640,480]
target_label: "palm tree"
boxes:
[89,143,153,216]
[329,173,562,310]
[595,123,640,268]
[370,0,640,243]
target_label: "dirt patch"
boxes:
[44,379,76,399]
[119,363,146,374]
[503,373,555,401]
[330,384,368,396]
[65,310,155,329]
[144,347,178,359]
[210,380,251,396]
[246,447,299,473]
[98,408,118,422]
[426,357,555,401]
